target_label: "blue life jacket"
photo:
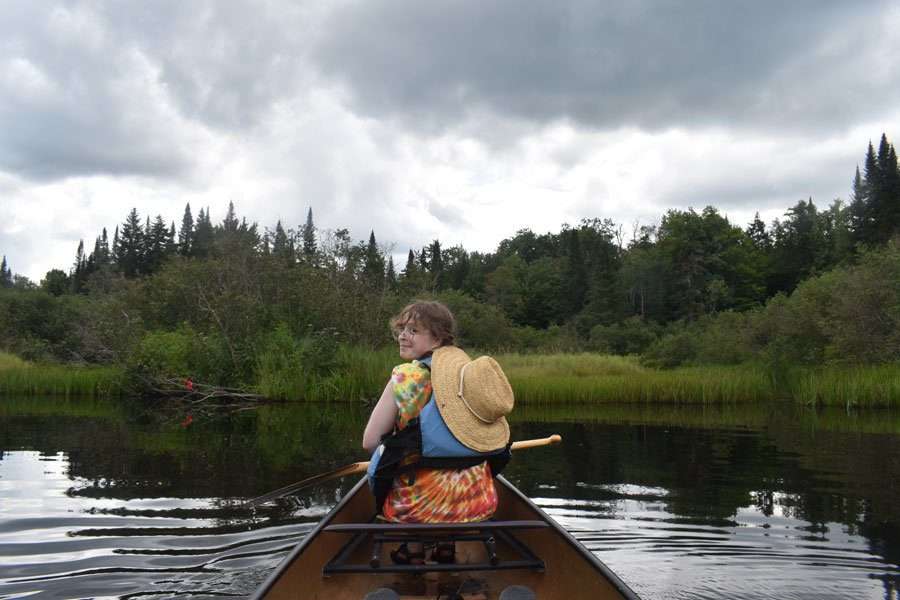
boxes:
[366,356,511,512]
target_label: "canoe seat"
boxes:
[322,519,549,575]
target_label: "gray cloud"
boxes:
[1,0,898,282]
[0,1,319,183]
[314,0,898,135]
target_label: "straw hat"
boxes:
[431,346,513,452]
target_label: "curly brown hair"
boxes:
[390,300,457,347]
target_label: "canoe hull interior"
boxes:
[252,476,639,600]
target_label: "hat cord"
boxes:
[457,362,493,424]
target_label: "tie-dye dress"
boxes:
[380,359,498,523]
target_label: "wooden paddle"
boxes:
[245,434,562,508]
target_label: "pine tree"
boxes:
[178,203,194,256]
[71,240,87,292]
[0,255,12,288]
[301,207,317,262]
[144,215,169,273]
[746,213,771,250]
[860,141,880,244]
[386,256,398,291]
[111,226,120,266]
[872,134,894,244]
[362,230,385,288]
[117,208,145,277]
[98,228,110,267]
[272,220,292,261]
[91,237,103,268]
[192,207,214,258]
[849,165,869,246]
[404,249,417,278]
[883,140,900,241]
[167,222,177,255]
[429,239,443,291]
[222,201,239,233]
[400,249,421,293]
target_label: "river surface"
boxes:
[1,397,898,600]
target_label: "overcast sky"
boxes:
[2,1,899,281]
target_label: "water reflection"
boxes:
[0,398,898,599]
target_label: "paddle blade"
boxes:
[245,461,369,508]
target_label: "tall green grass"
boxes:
[793,364,900,408]
[497,352,774,404]
[254,345,397,401]
[0,352,124,398]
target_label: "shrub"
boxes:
[129,324,234,384]
[589,316,661,355]
[254,323,343,400]
[640,323,699,368]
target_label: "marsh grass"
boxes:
[793,364,900,408]
[255,345,397,402]
[0,352,124,398]
[497,352,774,404]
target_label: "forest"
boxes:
[1,134,899,391]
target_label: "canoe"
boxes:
[251,475,641,600]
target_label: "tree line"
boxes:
[1,134,899,382]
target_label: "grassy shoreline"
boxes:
[2,350,898,408]
[0,352,125,398]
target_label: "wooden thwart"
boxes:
[323,519,550,575]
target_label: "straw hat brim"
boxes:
[431,346,511,453]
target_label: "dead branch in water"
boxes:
[140,376,266,404]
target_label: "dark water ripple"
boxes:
[532,488,900,600]
[0,452,307,599]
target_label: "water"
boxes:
[1,398,898,599]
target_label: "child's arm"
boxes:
[362,380,398,452]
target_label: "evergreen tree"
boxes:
[860,141,880,244]
[386,256,398,291]
[111,226,120,266]
[144,215,170,274]
[272,220,292,261]
[418,245,430,273]
[91,237,103,269]
[400,249,422,294]
[71,240,87,292]
[222,201,239,233]
[879,138,900,242]
[0,255,12,288]
[301,207,317,262]
[404,249,417,278]
[362,230,385,289]
[168,222,177,255]
[97,228,110,267]
[117,208,145,277]
[429,239,444,291]
[746,213,771,250]
[178,203,194,256]
[849,165,869,245]
[769,199,826,293]
[871,134,895,244]
[192,207,214,258]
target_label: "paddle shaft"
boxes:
[246,434,562,508]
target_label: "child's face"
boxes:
[395,320,440,360]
